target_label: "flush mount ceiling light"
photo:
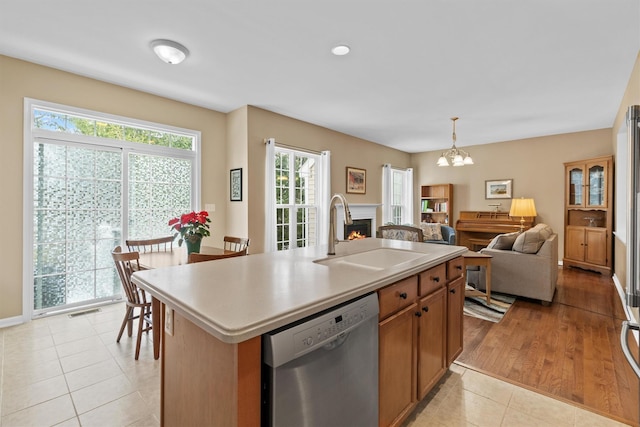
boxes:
[331,44,350,56]
[150,39,189,64]
[436,117,474,167]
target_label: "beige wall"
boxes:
[245,106,412,253]
[226,106,249,238]
[410,129,613,261]
[0,55,228,320]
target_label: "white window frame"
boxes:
[23,98,201,320]
[265,139,330,252]
[382,164,413,225]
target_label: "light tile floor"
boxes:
[0,302,631,427]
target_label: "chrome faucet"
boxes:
[328,193,353,255]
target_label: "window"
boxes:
[382,164,413,225]
[25,99,200,317]
[265,140,330,251]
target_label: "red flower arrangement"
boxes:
[168,210,211,246]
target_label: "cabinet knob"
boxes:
[422,306,429,313]
[450,289,456,294]
[415,311,422,317]
[432,276,440,283]
[399,292,408,299]
[456,265,462,270]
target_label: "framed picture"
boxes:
[230,168,242,201]
[346,167,366,194]
[485,179,513,199]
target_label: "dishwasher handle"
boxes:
[620,321,640,378]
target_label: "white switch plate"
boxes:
[164,306,174,336]
[205,203,215,212]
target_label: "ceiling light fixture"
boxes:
[331,44,350,56]
[436,117,474,167]
[150,39,189,65]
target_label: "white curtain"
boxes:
[318,150,331,245]
[381,164,393,224]
[403,168,414,225]
[264,138,276,252]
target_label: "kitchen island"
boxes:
[132,238,467,426]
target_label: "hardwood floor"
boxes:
[457,267,640,426]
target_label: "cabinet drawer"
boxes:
[378,276,418,319]
[418,264,446,296]
[447,257,464,281]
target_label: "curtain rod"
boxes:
[264,138,323,155]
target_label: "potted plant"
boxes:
[168,210,211,254]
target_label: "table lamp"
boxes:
[509,198,537,232]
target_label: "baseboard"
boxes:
[0,315,26,329]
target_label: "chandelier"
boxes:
[436,117,474,167]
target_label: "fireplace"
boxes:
[345,219,372,240]
[335,204,380,240]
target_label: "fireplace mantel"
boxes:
[336,204,381,240]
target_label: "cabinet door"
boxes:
[566,166,585,207]
[379,303,417,427]
[446,277,464,365]
[585,161,607,208]
[417,287,446,400]
[565,226,586,261]
[585,228,607,265]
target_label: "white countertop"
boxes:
[131,238,467,343]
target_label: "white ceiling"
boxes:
[1,1,639,153]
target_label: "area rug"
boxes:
[464,286,516,323]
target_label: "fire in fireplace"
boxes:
[345,219,372,240]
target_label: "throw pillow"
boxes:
[487,232,520,250]
[419,223,443,241]
[512,228,547,254]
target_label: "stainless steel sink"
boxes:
[314,248,427,270]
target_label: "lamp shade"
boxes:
[150,39,189,64]
[509,198,537,218]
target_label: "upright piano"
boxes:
[455,211,535,251]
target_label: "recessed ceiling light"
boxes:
[150,39,189,65]
[331,45,351,56]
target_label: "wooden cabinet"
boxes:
[378,276,418,427]
[446,277,464,364]
[416,287,446,399]
[563,156,613,275]
[420,184,453,225]
[446,257,465,365]
[378,257,464,427]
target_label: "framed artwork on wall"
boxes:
[346,167,366,194]
[485,179,513,199]
[230,168,242,201]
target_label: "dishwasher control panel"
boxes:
[293,302,370,353]
[263,293,379,368]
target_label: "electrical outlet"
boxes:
[165,306,174,336]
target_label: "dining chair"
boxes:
[126,235,175,253]
[112,246,152,360]
[223,236,251,253]
[188,248,248,264]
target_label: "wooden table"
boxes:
[463,250,492,304]
[137,246,229,359]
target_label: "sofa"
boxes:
[468,223,558,304]
[377,223,456,245]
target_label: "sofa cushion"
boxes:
[419,223,443,241]
[380,228,422,242]
[512,224,552,254]
[487,232,520,250]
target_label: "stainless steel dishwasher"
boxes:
[262,292,379,427]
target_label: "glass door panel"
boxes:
[569,167,584,206]
[588,164,605,206]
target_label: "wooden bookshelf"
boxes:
[420,184,453,224]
